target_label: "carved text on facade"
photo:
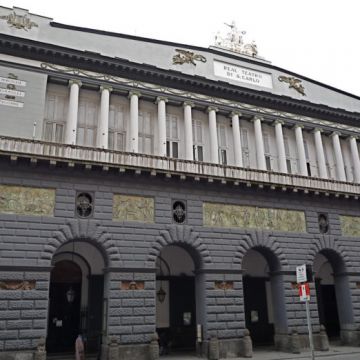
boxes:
[203,202,306,232]
[0,185,55,216]
[113,194,154,223]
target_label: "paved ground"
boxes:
[160,345,360,359]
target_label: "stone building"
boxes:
[1,6,360,360]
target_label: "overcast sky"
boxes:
[1,0,359,96]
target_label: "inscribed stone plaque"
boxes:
[203,203,306,232]
[339,215,360,237]
[0,185,55,216]
[113,194,154,223]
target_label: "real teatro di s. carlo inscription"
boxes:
[214,60,273,89]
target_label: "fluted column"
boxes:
[294,125,308,176]
[156,96,167,157]
[65,79,82,145]
[207,106,219,163]
[183,101,194,161]
[349,136,360,183]
[313,128,328,179]
[252,116,266,170]
[331,132,346,181]
[128,91,141,153]
[274,120,287,173]
[231,111,243,167]
[97,85,112,149]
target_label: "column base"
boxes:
[340,324,358,345]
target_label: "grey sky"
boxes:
[1,0,359,96]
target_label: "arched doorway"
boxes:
[242,248,287,347]
[47,240,106,355]
[47,260,82,353]
[156,245,199,355]
[314,250,354,341]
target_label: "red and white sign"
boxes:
[299,283,310,302]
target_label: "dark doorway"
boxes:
[47,260,82,353]
[315,280,340,338]
[169,277,196,351]
[243,276,274,345]
[86,275,104,352]
[156,245,198,355]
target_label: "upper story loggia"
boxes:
[1,6,360,192]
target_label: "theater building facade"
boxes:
[1,6,360,360]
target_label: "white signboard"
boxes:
[0,88,25,97]
[0,77,26,87]
[296,264,307,284]
[214,60,273,89]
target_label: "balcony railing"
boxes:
[0,135,359,196]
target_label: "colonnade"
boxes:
[63,80,360,182]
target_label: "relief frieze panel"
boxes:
[339,215,360,237]
[0,185,55,216]
[203,202,306,232]
[113,194,154,223]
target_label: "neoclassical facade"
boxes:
[1,6,360,360]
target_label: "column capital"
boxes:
[128,90,141,99]
[68,79,82,88]
[293,124,304,129]
[273,119,284,126]
[100,85,113,93]
[312,127,323,134]
[183,101,195,108]
[155,96,168,104]
[330,131,341,137]
[207,106,218,113]
[230,110,242,118]
[349,135,359,141]
[251,115,263,122]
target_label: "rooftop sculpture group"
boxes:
[215,21,258,57]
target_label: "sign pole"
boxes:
[305,295,315,360]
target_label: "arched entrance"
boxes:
[314,250,354,341]
[156,245,199,355]
[47,240,106,355]
[242,248,287,347]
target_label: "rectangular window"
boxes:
[139,111,153,154]
[77,98,98,147]
[220,149,227,165]
[192,119,204,161]
[43,93,67,143]
[166,115,179,158]
[286,159,292,174]
[240,128,250,168]
[108,104,126,151]
[265,155,272,171]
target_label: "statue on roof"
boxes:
[214,21,258,57]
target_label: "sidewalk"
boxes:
[160,345,360,360]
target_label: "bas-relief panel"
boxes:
[203,202,306,232]
[113,194,154,223]
[340,215,360,237]
[0,185,55,216]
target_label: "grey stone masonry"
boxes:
[1,159,360,355]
